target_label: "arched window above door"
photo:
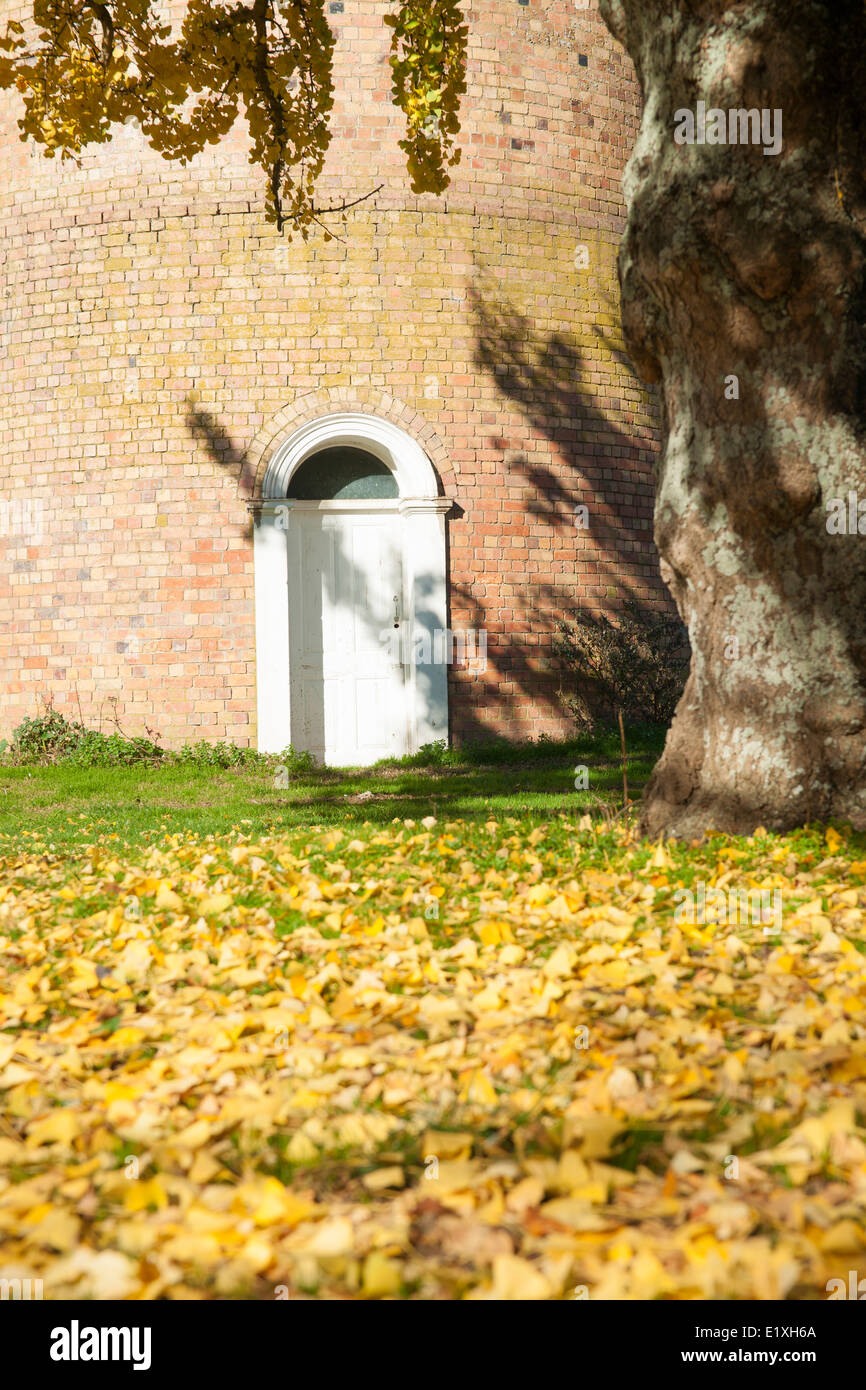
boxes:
[285,446,399,500]
[260,411,441,500]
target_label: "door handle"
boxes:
[393,594,400,628]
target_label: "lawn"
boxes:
[2,729,866,1302]
[1,786,866,1298]
[0,729,664,853]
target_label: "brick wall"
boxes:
[0,0,662,750]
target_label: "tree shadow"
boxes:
[445,268,671,743]
[469,267,661,552]
[185,398,258,529]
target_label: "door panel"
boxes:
[289,510,407,765]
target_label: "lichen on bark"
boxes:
[601,0,866,836]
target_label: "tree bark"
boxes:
[600,0,866,837]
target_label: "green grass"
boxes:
[0,728,665,853]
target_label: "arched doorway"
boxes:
[253,413,451,764]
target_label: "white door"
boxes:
[288,507,408,765]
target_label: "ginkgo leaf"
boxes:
[1,815,864,1298]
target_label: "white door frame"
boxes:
[252,412,451,758]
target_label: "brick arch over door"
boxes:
[247,389,457,503]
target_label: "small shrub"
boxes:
[9,709,165,766]
[66,730,164,767]
[9,707,89,762]
[374,739,461,770]
[407,739,459,768]
[555,602,691,731]
[274,745,319,778]
[7,703,262,769]
[170,741,259,770]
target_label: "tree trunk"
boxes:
[600,0,866,838]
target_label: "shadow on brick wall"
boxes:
[185,398,257,522]
[445,274,674,743]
